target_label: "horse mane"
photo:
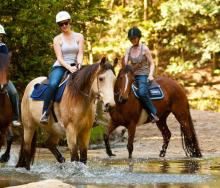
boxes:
[119,64,133,75]
[67,62,115,97]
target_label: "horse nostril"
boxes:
[104,103,110,112]
[105,103,110,108]
[118,96,127,104]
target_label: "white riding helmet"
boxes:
[56,11,71,23]
[0,24,6,34]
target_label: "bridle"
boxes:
[114,72,132,98]
[0,84,7,94]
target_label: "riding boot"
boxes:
[6,81,21,127]
[144,108,159,123]
[40,111,49,124]
[40,102,53,125]
[150,113,159,123]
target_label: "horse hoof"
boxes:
[80,159,87,164]
[108,152,116,157]
[0,155,10,163]
[159,151,165,157]
[58,157,65,163]
[25,165,31,171]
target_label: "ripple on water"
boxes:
[0,151,213,186]
[11,160,210,185]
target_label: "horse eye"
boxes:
[99,77,104,82]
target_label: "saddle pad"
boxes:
[30,81,67,102]
[132,80,164,100]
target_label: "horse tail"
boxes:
[180,106,202,158]
[16,130,37,170]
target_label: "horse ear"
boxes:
[113,58,118,68]
[100,57,106,66]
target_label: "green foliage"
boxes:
[166,57,194,74]
[190,98,220,112]
[0,0,108,92]
[90,125,105,144]
[153,0,220,69]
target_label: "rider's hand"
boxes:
[69,66,78,73]
[148,75,154,81]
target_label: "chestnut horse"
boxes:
[0,53,14,163]
[16,57,116,170]
[104,64,202,158]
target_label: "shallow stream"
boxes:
[0,148,220,188]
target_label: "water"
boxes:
[0,149,220,188]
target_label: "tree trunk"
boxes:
[144,0,148,20]
[110,0,115,9]
[87,41,93,65]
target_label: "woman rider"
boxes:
[0,24,21,127]
[124,26,159,123]
[40,11,84,124]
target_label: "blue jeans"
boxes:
[135,75,157,115]
[6,81,20,121]
[42,66,66,113]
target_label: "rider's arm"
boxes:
[144,45,155,80]
[124,47,130,65]
[76,33,84,69]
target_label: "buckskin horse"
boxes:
[0,53,14,163]
[104,63,202,158]
[16,57,116,170]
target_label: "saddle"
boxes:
[30,74,69,102]
[131,80,164,100]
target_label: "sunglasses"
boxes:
[58,21,69,27]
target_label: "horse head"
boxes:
[93,57,117,112]
[115,64,135,103]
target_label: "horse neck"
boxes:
[64,83,96,110]
[0,68,9,85]
[116,90,140,112]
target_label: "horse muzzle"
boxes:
[117,96,128,104]
[103,102,115,112]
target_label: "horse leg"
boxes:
[155,113,171,157]
[0,127,14,163]
[127,122,137,159]
[46,134,65,163]
[103,121,117,157]
[66,124,79,162]
[78,129,92,164]
[173,109,202,157]
[16,127,37,170]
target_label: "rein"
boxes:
[96,76,101,100]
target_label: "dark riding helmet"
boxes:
[128,27,142,40]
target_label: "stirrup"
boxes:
[40,111,49,124]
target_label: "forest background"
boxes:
[0,0,220,113]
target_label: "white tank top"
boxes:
[53,32,79,67]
